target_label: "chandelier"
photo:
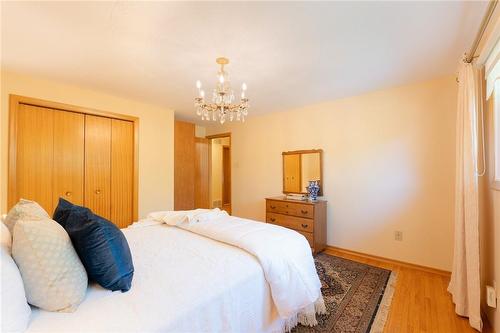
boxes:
[195,57,249,124]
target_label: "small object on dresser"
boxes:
[285,193,307,201]
[306,180,320,202]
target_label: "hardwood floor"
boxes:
[324,248,492,333]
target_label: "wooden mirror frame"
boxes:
[282,149,323,196]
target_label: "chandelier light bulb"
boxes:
[196,80,201,89]
[200,90,205,98]
[242,83,247,91]
[219,75,225,84]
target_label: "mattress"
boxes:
[26,224,284,332]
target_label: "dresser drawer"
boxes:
[297,231,314,248]
[266,212,314,232]
[266,200,314,219]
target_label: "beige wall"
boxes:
[1,71,175,218]
[479,94,499,331]
[207,76,457,270]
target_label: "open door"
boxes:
[207,134,231,215]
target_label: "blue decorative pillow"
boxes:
[53,198,134,292]
[53,197,74,228]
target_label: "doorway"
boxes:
[207,133,231,215]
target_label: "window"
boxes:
[487,38,500,189]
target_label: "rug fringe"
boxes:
[370,271,397,333]
[281,295,326,332]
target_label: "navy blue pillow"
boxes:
[53,197,74,228]
[53,198,134,292]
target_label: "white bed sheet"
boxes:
[26,224,284,333]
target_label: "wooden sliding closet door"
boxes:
[111,119,134,228]
[84,115,111,219]
[53,110,85,208]
[9,95,138,227]
[14,104,54,214]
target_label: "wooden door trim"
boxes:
[9,95,139,122]
[8,96,19,210]
[282,149,323,155]
[206,132,231,140]
[221,145,231,206]
[8,94,139,222]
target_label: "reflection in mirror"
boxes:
[301,153,321,192]
[283,150,323,195]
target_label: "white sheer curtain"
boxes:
[448,61,483,331]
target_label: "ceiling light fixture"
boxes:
[195,57,249,124]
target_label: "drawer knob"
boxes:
[65,191,72,197]
[95,189,101,195]
[301,210,308,214]
[270,205,276,209]
[270,218,276,222]
[301,223,308,228]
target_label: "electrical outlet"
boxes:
[394,231,403,241]
[486,285,497,308]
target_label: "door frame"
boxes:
[206,132,231,212]
[221,144,231,206]
[8,94,139,221]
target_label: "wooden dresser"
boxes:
[265,197,327,254]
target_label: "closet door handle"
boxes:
[95,189,101,195]
[65,191,72,197]
[301,223,308,229]
[301,210,308,214]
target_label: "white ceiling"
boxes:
[1,1,488,121]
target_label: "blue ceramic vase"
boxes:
[306,180,320,202]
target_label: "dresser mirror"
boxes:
[282,149,323,196]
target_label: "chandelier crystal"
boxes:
[194,57,249,124]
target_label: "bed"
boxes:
[22,208,325,333]
[27,222,284,332]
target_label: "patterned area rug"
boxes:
[294,253,396,333]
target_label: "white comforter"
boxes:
[26,225,283,333]
[147,209,325,330]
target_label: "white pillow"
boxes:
[1,222,12,253]
[146,210,204,226]
[1,246,31,333]
[147,209,226,226]
[192,208,228,223]
[4,199,49,234]
[12,218,88,312]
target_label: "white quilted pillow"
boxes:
[4,199,49,234]
[12,218,88,312]
[1,222,12,253]
[1,246,31,333]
